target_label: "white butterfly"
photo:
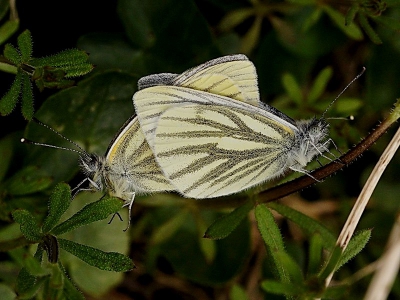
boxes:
[24,115,175,226]
[77,115,175,203]
[133,54,331,198]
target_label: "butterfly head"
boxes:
[80,153,100,176]
[292,117,330,167]
[306,117,330,145]
[79,153,107,193]
[79,152,134,201]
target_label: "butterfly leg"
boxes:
[327,138,342,155]
[71,177,100,199]
[108,211,123,224]
[121,192,136,231]
[289,166,322,182]
[323,138,345,164]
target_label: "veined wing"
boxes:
[134,86,297,152]
[171,54,259,106]
[138,54,260,106]
[153,104,296,198]
[106,116,174,193]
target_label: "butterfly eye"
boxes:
[80,154,99,174]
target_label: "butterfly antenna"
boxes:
[21,138,85,156]
[322,67,366,119]
[21,117,89,157]
[327,115,355,121]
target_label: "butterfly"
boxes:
[22,54,260,227]
[133,54,331,199]
[23,115,175,228]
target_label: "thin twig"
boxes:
[324,126,400,287]
[9,0,18,20]
[364,213,400,300]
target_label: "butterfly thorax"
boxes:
[289,118,330,169]
[79,153,137,205]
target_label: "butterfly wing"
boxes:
[134,54,260,150]
[153,104,296,198]
[134,86,297,152]
[138,54,259,105]
[171,54,259,105]
[106,116,174,194]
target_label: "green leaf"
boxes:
[255,204,290,283]
[322,5,363,40]
[240,16,262,54]
[15,246,45,297]
[230,284,249,300]
[275,251,304,283]
[0,19,19,45]
[336,229,371,271]
[150,210,190,245]
[58,238,135,272]
[17,30,33,62]
[59,193,130,296]
[322,284,348,298]
[30,49,90,67]
[21,72,34,120]
[59,263,85,300]
[204,201,253,240]
[12,209,42,241]
[16,269,48,299]
[0,70,21,115]
[16,267,37,295]
[335,97,364,114]
[358,13,382,44]
[308,67,333,103]
[282,72,303,105]
[194,214,217,263]
[42,183,72,233]
[219,8,255,31]
[62,63,94,78]
[261,280,306,296]
[345,4,359,25]
[51,196,122,235]
[48,263,64,290]
[4,165,53,196]
[3,43,21,65]
[21,249,48,276]
[268,202,337,249]
[302,8,323,32]
[319,245,343,280]
[307,233,324,276]
[0,283,17,300]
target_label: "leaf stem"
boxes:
[0,56,18,74]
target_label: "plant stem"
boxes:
[324,124,400,287]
